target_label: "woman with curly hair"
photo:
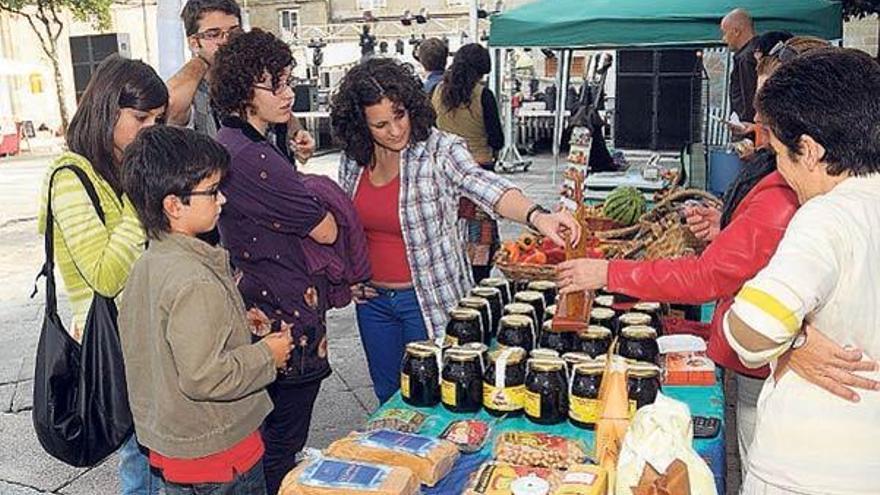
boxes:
[331,57,579,403]
[210,28,338,494]
[431,43,504,283]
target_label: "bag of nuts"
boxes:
[493,432,588,470]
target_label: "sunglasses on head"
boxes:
[767,41,799,64]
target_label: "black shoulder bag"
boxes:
[32,165,134,467]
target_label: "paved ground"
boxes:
[0,147,740,494]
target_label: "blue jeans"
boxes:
[356,287,429,404]
[119,434,163,495]
[164,460,267,495]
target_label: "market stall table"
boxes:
[369,378,726,494]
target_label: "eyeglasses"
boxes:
[767,41,799,64]
[253,77,296,96]
[193,26,243,41]
[180,184,222,201]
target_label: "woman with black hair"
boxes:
[431,43,504,283]
[331,57,579,404]
[37,55,166,494]
[210,29,338,495]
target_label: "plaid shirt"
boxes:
[339,128,519,339]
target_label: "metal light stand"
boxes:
[497,49,532,173]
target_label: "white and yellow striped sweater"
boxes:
[37,152,146,341]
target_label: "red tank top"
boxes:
[353,168,412,283]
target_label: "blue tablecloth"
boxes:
[372,379,726,495]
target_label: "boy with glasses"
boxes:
[118,126,294,494]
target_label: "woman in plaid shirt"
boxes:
[331,58,579,402]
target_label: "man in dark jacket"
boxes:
[721,8,758,125]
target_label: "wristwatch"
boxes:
[526,204,551,231]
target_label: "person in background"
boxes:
[725,47,880,495]
[331,58,579,404]
[210,29,338,495]
[166,0,314,156]
[555,38,875,478]
[417,37,448,95]
[37,55,166,495]
[119,125,293,495]
[431,43,504,283]
[753,30,793,61]
[720,8,759,129]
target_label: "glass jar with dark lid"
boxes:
[627,362,661,416]
[632,302,664,333]
[590,307,618,335]
[401,342,442,407]
[524,357,569,425]
[515,290,547,328]
[497,314,537,352]
[618,325,659,363]
[503,302,539,331]
[470,287,503,339]
[569,362,604,429]
[618,311,651,329]
[458,297,492,345]
[576,325,613,358]
[441,348,484,413]
[527,280,558,308]
[480,277,512,306]
[540,319,576,354]
[445,307,483,347]
[483,347,527,416]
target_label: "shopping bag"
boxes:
[32,165,134,467]
[615,393,716,495]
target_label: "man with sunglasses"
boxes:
[166,0,315,163]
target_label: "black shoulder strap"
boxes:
[31,165,106,306]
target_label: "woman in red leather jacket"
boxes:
[556,37,880,477]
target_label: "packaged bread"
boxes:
[326,429,460,487]
[493,432,588,470]
[552,464,608,495]
[279,456,420,495]
[464,461,562,494]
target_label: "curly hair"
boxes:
[330,58,436,167]
[440,43,490,110]
[210,29,293,118]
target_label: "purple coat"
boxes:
[300,174,370,308]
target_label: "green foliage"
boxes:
[0,0,113,32]
[841,0,880,20]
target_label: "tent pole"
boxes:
[552,49,571,187]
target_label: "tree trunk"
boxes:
[47,38,70,135]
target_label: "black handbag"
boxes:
[32,165,134,467]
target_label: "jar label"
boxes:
[524,389,541,417]
[400,373,410,399]
[628,399,637,419]
[569,396,601,423]
[441,379,457,407]
[483,383,525,411]
[444,335,459,348]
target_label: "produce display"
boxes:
[326,430,460,487]
[279,456,420,495]
[602,186,646,226]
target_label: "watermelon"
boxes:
[604,186,646,226]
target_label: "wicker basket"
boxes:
[494,259,557,282]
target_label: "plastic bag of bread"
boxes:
[279,456,420,495]
[326,429,460,487]
[493,432,588,470]
[464,461,562,494]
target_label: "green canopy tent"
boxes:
[486,0,843,180]
[488,0,842,49]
